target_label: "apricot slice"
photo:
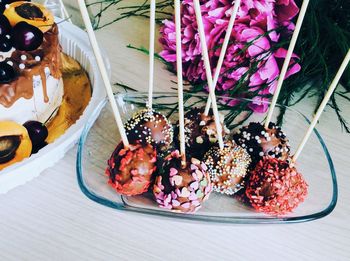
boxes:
[4,2,54,33]
[0,121,32,171]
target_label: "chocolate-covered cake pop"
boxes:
[125,108,173,151]
[106,142,157,196]
[175,107,229,157]
[153,150,212,213]
[203,141,251,195]
[232,122,290,168]
[245,157,308,215]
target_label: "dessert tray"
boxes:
[76,93,338,224]
[0,19,107,194]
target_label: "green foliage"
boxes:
[91,0,350,131]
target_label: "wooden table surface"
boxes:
[1,2,350,260]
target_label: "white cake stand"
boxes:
[0,19,108,194]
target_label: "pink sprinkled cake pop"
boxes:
[153,150,212,213]
[106,142,157,196]
[245,157,308,215]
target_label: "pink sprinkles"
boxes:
[153,151,212,213]
[245,157,308,215]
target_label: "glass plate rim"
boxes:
[76,92,338,224]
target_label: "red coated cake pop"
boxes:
[175,107,229,157]
[124,108,173,151]
[245,157,308,215]
[203,141,251,195]
[153,150,212,213]
[106,142,157,196]
[232,122,290,168]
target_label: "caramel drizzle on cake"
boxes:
[0,23,61,108]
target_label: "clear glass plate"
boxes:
[76,93,337,224]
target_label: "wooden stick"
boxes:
[292,49,350,162]
[174,0,186,165]
[78,0,129,147]
[204,0,241,116]
[59,0,72,23]
[193,0,224,150]
[264,0,310,129]
[148,0,156,109]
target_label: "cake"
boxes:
[0,1,63,124]
[0,1,64,169]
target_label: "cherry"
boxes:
[31,141,47,154]
[23,120,48,148]
[0,62,17,83]
[12,21,43,51]
[0,35,12,52]
[23,121,49,154]
[0,15,11,36]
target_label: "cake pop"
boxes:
[106,142,157,196]
[232,122,290,168]
[245,157,308,215]
[175,107,229,158]
[80,0,158,197]
[124,108,173,152]
[203,141,251,195]
[153,150,212,213]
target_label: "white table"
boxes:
[1,2,350,260]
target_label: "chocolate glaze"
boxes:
[232,122,290,170]
[175,107,228,158]
[0,23,62,108]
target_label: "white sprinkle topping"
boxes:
[35,56,41,62]
[21,55,27,61]
[19,63,25,69]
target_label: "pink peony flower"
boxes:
[159,0,301,114]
